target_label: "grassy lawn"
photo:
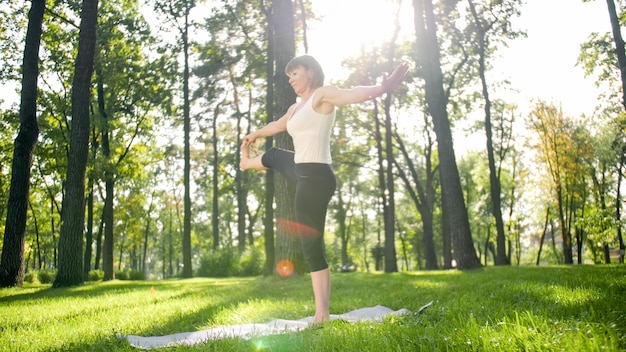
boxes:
[1,265,624,351]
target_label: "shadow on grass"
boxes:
[0,277,254,303]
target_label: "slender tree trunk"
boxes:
[381,7,402,273]
[181,4,193,279]
[142,192,155,273]
[94,212,104,270]
[102,177,114,280]
[84,177,94,278]
[117,231,125,271]
[555,185,573,264]
[616,154,624,263]
[536,207,549,265]
[168,207,173,277]
[393,129,438,270]
[468,0,508,265]
[97,77,115,281]
[142,217,150,274]
[383,98,398,273]
[28,202,40,272]
[336,190,349,265]
[54,0,99,287]
[36,204,42,270]
[212,105,220,251]
[262,5,276,275]
[0,0,44,287]
[422,129,438,270]
[374,105,390,271]
[234,88,248,253]
[549,218,562,264]
[84,128,98,277]
[413,0,480,270]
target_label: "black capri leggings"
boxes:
[262,147,337,272]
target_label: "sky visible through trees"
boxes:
[308,0,609,120]
[0,1,610,122]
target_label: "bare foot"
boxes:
[239,141,268,171]
[310,315,330,326]
[239,142,251,170]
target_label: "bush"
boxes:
[114,269,145,280]
[115,270,129,280]
[37,269,57,284]
[197,248,263,278]
[23,271,36,283]
[197,249,237,277]
[127,270,145,280]
[87,270,104,282]
[239,249,264,276]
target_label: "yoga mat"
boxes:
[121,302,433,349]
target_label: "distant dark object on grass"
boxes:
[340,263,357,272]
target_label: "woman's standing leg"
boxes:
[242,143,334,323]
[294,164,336,324]
[310,268,331,323]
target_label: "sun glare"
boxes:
[308,0,413,81]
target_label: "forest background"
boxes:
[0,0,625,288]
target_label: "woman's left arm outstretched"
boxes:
[319,63,409,107]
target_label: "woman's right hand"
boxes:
[381,63,409,94]
[242,132,257,146]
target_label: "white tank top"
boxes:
[286,90,336,164]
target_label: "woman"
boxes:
[240,55,408,324]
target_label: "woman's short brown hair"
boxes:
[285,55,325,88]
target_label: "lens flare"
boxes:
[276,259,295,277]
[253,337,267,351]
[276,218,320,238]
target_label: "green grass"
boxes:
[1,266,624,351]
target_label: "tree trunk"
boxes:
[374,105,391,271]
[536,207,549,265]
[212,105,220,251]
[421,128,438,270]
[83,176,94,278]
[336,189,350,265]
[84,128,98,277]
[94,211,104,270]
[441,190,452,269]
[54,0,99,287]
[96,75,115,281]
[555,184,573,264]
[267,0,302,273]
[616,152,624,263]
[413,0,480,270]
[262,7,276,275]
[605,0,626,263]
[0,0,44,287]
[393,129,438,269]
[383,99,398,273]
[181,3,193,279]
[381,8,402,273]
[235,96,248,253]
[27,202,40,271]
[467,1,509,266]
[141,194,154,274]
